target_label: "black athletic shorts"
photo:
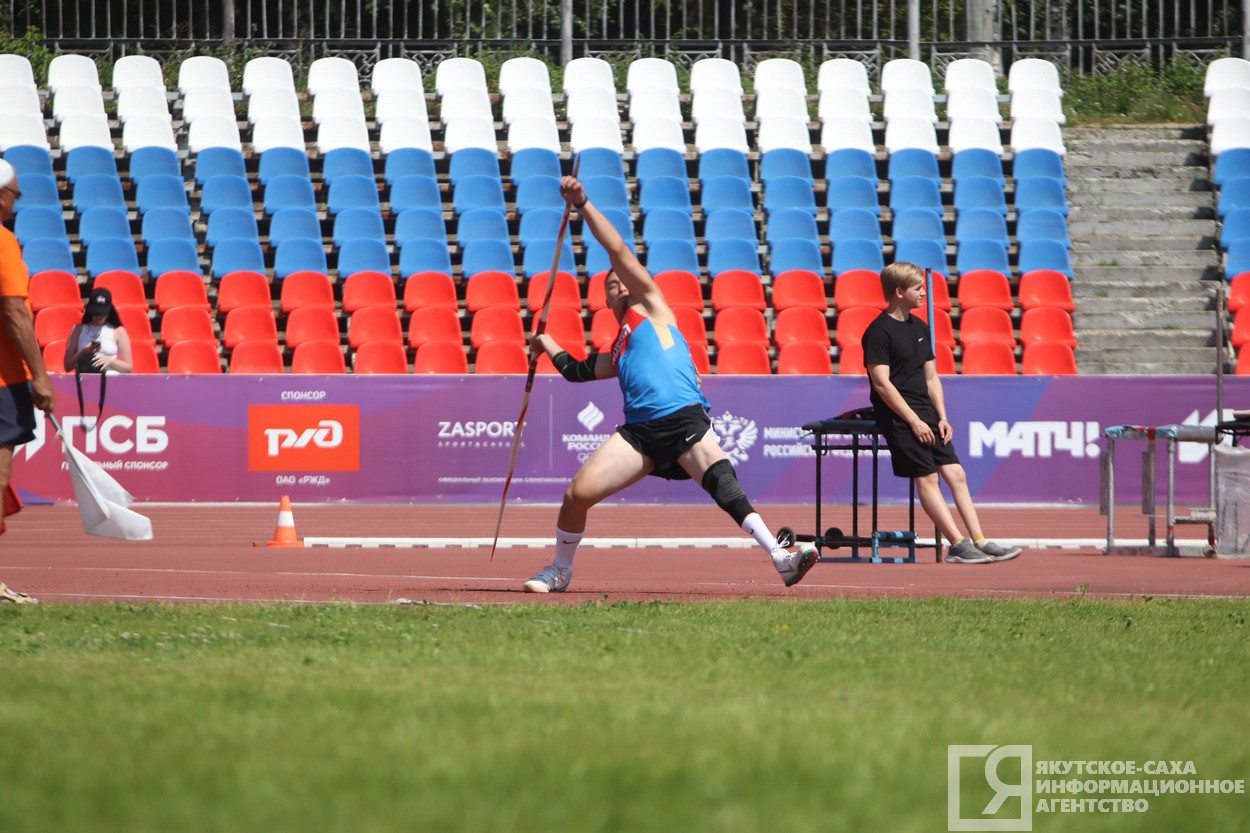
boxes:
[883,415,961,478]
[616,403,711,481]
[0,381,36,447]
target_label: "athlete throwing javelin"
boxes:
[522,176,818,593]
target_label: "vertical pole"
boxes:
[908,0,920,61]
[561,0,573,65]
[925,267,937,359]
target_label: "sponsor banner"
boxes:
[10,374,1242,505]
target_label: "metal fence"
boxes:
[3,0,1245,82]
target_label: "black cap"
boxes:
[86,287,113,316]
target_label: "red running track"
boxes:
[2,503,1249,604]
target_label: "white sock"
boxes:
[741,513,788,566]
[553,526,583,571]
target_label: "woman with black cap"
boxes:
[64,287,133,374]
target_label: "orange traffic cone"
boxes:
[266,495,304,548]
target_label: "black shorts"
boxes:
[883,416,961,478]
[616,404,711,481]
[0,381,36,447]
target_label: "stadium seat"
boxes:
[258,148,312,186]
[954,208,1010,247]
[77,207,131,249]
[589,308,620,351]
[955,240,1011,278]
[205,207,262,249]
[1019,306,1077,349]
[958,307,1017,349]
[399,238,454,279]
[470,306,526,349]
[700,177,755,216]
[830,208,884,249]
[777,340,833,375]
[715,341,772,374]
[407,306,464,350]
[42,339,67,374]
[116,305,156,348]
[771,238,827,277]
[764,175,821,216]
[911,306,957,350]
[710,270,767,312]
[1213,147,1250,189]
[72,174,126,214]
[831,239,886,276]
[712,307,769,349]
[13,205,69,247]
[322,148,374,186]
[229,339,285,374]
[1014,176,1069,216]
[394,208,448,248]
[263,175,318,215]
[833,269,887,311]
[531,306,588,361]
[946,117,1005,155]
[888,176,944,217]
[771,270,828,311]
[193,146,248,186]
[29,270,83,313]
[353,340,409,374]
[706,240,762,279]
[1017,240,1074,279]
[510,147,562,182]
[650,271,703,311]
[142,207,197,247]
[834,306,881,349]
[222,306,279,350]
[332,208,387,249]
[135,174,191,215]
[215,270,272,317]
[413,341,469,374]
[86,239,141,280]
[1016,208,1071,248]
[961,341,1018,375]
[760,148,815,185]
[1010,118,1067,156]
[645,239,700,276]
[890,208,945,246]
[452,175,507,216]
[347,305,404,349]
[522,238,577,278]
[887,149,940,184]
[765,208,819,246]
[384,148,438,186]
[35,305,85,348]
[211,242,267,281]
[1017,269,1075,312]
[402,272,457,314]
[199,175,254,216]
[465,271,522,313]
[774,306,831,348]
[274,239,329,281]
[892,238,949,279]
[1225,239,1250,281]
[1021,341,1077,375]
[951,149,1005,184]
[336,238,392,280]
[341,271,397,314]
[957,269,1015,313]
[146,238,202,279]
[1012,148,1066,184]
[954,176,1008,215]
[473,341,528,374]
[461,240,517,279]
[705,209,758,248]
[91,270,148,311]
[290,340,347,374]
[697,149,750,184]
[279,270,336,314]
[165,339,223,374]
[158,306,216,349]
[526,271,583,314]
[3,146,54,179]
[64,146,118,185]
[284,306,341,351]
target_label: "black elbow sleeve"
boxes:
[552,351,599,383]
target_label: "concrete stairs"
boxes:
[1063,125,1224,375]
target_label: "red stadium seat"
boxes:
[34,305,83,348]
[654,270,705,311]
[408,306,464,350]
[403,271,459,313]
[229,339,285,374]
[1238,345,1250,375]
[130,340,161,374]
[1019,306,1077,349]
[526,270,583,313]
[934,343,956,374]
[1022,341,1078,375]
[777,340,833,374]
[92,270,149,310]
[291,340,347,374]
[833,306,881,349]
[42,339,67,375]
[347,304,404,349]
[715,341,772,374]
[223,306,279,350]
[283,306,341,350]
[586,271,609,312]
[465,270,521,312]
[341,270,397,314]
[713,306,769,348]
[532,306,587,359]
[710,269,767,312]
[413,340,469,374]
[158,306,216,349]
[352,341,410,374]
[590,307,619,351]
[957,269,1015,312]
[1017,269,1075,312]
[215,271,272,317]
[838,342,866,376]
[773,306,831,348]
[469,306,525,349]
[673,305,708,350]
[474,341,530,374]
[910,306,956,349]
[116,306,156,347]
[770,269,828,312]
[29,271,83,314]
[689,343,711,376]
[961,341,1018,375]
[279,270,336,314]
[958,306,1017,349]
[1234,307,1250,349]
[153,270,211,314]
[165,339,223,374]
[832,269,886,311]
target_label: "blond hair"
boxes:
[880,261,926,300]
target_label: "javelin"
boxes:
[489,154,581,561]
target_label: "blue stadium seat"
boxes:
[889,175,944,216]
[211,239,267,280]
[267,207,322,248]
[705,209,758,245]
[77,207,132,247]
[700,176,754,215]
[515,175,564,214]
[394,208,447,248]
[322,148,374,185]
[72,174,126,214]
[4,145,54,178]
[951,149,1005,184]
[575,148,626,181]
[327,174,381,215]
[707,238,762,278]
[770,238,826,277]
[1221,208,1250,250]
[205,207,260,248]
[194,147,248,185]
[764,175,820,216]
[1014,176,1069,216]
[518,208,564,247]
[65,147,119,185]
[1016,208,1071,248]
[890,208,945,245]
[582,176,630,211]
[639,175,693,215]
[1214,148,1250,189]
[13,206,67,245]
[1219,177,1250,218]
[135,174,191,215]
[388,175,442,214]
[199,175,254,216]
[892,238,949,277]
[956,238,1011,276]
[448,148,502,186]
[22,238,77,275]
[399,237,453,277]
[128,147,181,182]
[823,148,877,182]
[522,237,576,277]
[831,238,885,275]
[645,239,700,275]
[274,238,329,280]
[1012,148,1065,184]
[953,175,1008,216]
[146,238,202,278]
[258,148,312,186]
[642,208,697,246]
[333,207,386,247]
[452,174,507,215]
[510,148,562,181]
[1226,238,1250,280]
[86,237,141,279]
[383,147,437,185]
[760,148,814,184]
[954,207,1010,246]
[825,175,881,216]
[765,208,820,245]
[887,148,940,183]
[141,206,196,245]
[461,238,516,277]
[698,148,751,182]
[263,175,317,215]
[456,208,510,246]
[636,148,687,182]
[336,238,392,278]
[829,207,884,249]
[1016,239,1073,278]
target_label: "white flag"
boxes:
[52,415,153,541]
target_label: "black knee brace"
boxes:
[701,459,755,526]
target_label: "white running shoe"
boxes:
[777,543,819,587]
[0,581,38,605]
[523,564,572,593]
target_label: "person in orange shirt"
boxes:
[0,158,57,604]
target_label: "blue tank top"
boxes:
[610,307,709,423]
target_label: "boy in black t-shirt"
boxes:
[861,262,1021,564]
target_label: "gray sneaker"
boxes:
[778,543,819,587]
[523,564,572,593]
[976,540,1022,562]
[944,539,994,564]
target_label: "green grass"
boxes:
[2,598,1248,833]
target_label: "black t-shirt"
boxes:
[861,311,936,427]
